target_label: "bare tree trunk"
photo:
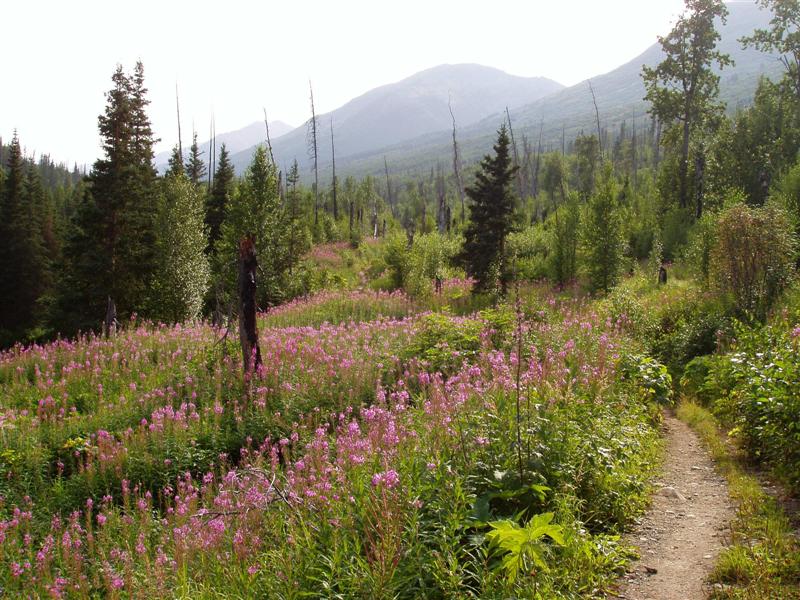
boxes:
[588,80,603,159]
[505,107,524,201]
[679,117,690,209]
[349,200,354,239]
[631,108,638,187]
[308,81,320,225]
[331,118,338,220]
[238,236,262,373]
[383,156,395,218]
[522,135,533,197]
[175,83,183,161]
[263,108,275,165]
[436,164,446,234]
[103,296,117,338]
[207,117,213,191]
[695,142,705,220]
[448,98,466,224]
[533,120,544,198]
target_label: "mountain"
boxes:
[255,1,779,181]
[230,64,564,173]
[154,120,293,173]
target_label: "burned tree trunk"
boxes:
[238,236,262,373]
[103,296,117,337]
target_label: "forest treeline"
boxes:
[1,0,799,347]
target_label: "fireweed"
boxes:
[0,290,661,598]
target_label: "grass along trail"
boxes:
[615,413,735,600]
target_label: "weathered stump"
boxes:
[238,235,262,373]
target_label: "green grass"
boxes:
[677,401,800,599]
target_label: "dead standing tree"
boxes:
[448,97,466,224]
[103,297,117,338]
[505,106,525,202]
[307,81,320,226]
[238,235,262,374]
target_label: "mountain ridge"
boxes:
[230,64,564,173]
[230,1,778,181]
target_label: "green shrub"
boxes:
[651,294,731,377]
[401,313,485,375]
[694,319,800,494]
[622,355,673,405]
[404,233,461,298]
[710,203,796,321]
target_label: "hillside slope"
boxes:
[230,64,564,173]
[281,1,781,180]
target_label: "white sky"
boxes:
[2,0,690,167]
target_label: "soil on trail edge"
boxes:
[612,413,735,600]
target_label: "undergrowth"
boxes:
[677,402,800,600]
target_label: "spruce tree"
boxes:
[57,63,159,332]
[166,145,185,177]
[0,133,28,340]
[217,146,295,308]
[206,143,234,252]
[22,168,53,327]
[459,124,518,292]
[185,132,207,185]
[0,134,55,343]
[151,173,210,322]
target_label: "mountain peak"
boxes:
[230,63,564,172]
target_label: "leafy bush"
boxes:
[382,230,410,289]
[710,203,795,321]
[404,233,461,298]
[508,225,551,282]
[401,312,485,375]
[623,355,673,405]
[693,319,800,493]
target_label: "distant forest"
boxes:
[1,0,799,347]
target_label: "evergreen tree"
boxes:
[0,134,29,341]
[642,0,731,214]
[218,146,296,308]
[57,63,159,332]
[166,145,185,177]
[22,168,53,326]
[285,160,309,273]
[582,165,625,294]
[206,143,234,252]
[0,134,54,343]
[460,125,518,293]
[185,132,207,185]
[151,173,210,322]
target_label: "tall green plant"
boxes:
[151,173,210,322]
[582,166,625,294]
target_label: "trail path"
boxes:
[613,413,734,600]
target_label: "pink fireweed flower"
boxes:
[371,469,400,489]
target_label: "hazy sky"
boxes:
[2,0,695,167]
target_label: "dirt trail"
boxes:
[613,413,735,600]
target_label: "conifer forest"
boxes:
[1,1,799,597]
